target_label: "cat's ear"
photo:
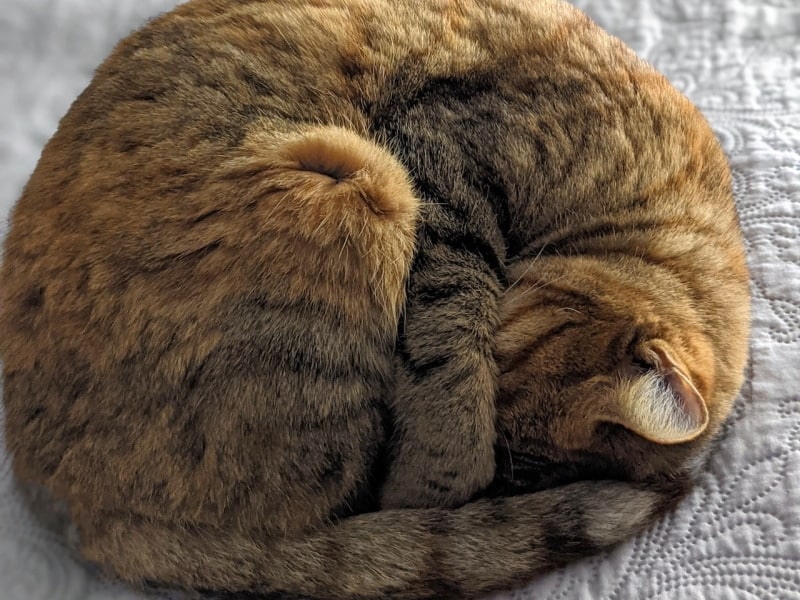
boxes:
[610,339,709,444]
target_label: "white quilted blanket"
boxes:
[1,1,799,598]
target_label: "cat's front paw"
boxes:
[380,447,496,509]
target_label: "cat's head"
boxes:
[491,251,749,493]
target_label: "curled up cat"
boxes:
[0,0,750,598]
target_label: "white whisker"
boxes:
[506,244,549,292]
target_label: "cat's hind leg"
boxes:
[229,124,421,330]
[23,124,422,544]
[144,124,424,531]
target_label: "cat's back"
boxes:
[1,0,656,359]
[4,0,672,241]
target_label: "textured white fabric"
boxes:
[1,1,798,598]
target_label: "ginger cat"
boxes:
[0,0,749,598]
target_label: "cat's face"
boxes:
[491,253,749,493]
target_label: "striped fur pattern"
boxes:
[0,0,750,598]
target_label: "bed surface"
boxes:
[1,1,799,598]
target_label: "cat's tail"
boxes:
[77,479,687,600]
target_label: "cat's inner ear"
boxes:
[610,339,709,445]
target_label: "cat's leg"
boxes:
[230,123,421,334]
[159,123,425,530]
[4,122,423,546]
[381,230,504,509]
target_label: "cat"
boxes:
[0,0,750,598]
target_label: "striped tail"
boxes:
[76,478,689,600]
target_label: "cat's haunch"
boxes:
[0,0,749,598]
